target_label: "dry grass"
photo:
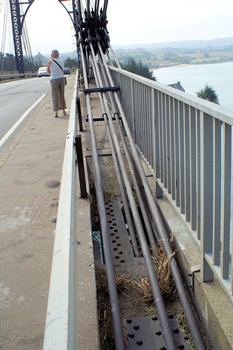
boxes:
[95,267,114,349]
[95,242,177,349]
[125,245,176,306]
[151,245,176,301]
[96,243,176,308]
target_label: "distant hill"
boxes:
[113,37,233,50]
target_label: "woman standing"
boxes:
[47,49,67,118]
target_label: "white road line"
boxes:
[0,93,46,148]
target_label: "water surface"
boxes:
[154,62,233,114]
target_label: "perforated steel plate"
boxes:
[105,201,136,266]
[123,314,191,350]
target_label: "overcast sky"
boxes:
[2,0,233,55]
[107,0,233,46]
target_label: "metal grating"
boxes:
[105,200,136,266]
[123,314,191,350]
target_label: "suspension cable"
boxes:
[89,39,176,350]
[78,36,125,350]
[97,49,157,249]
[0,0,9,71]
[103,0,108,17]
[91,57,140,257]
[22,22,34,70]
[97,42,205,350]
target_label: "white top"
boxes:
[50,58,64,80]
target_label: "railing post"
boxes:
[213,119,222,265]
[166,95,171,193]
[190,107,197,231]
[196,110,201,240]
[130,78,135,140]
[75,135,87,198]
[200,112,214,281]
[170,97,175,200]
[184,105,191,222]
[179,102,185,214]
[77,96,84,131]
[174,99,180,207]
[221,123,231,280]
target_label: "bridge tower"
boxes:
[9,0,35,73]
[9,0,78,74]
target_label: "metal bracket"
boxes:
[74,135,87,198]
[86,113,121,122]
[76,96,84,131]
[83,86,120,94]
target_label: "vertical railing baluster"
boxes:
[167,96,171,194]
[141,84,144,151]
[200,113,214,281]
[149,86,153,165]
[160,92,164,184]
[221,123,232,279]
[196,110,201,240]
[135,83,139,144]
[179,102,185,214]
[141,83,144,150]
[151,89,156,171]
[155,90,161,184]
[190,107,197,230]
[213,119,222,266]
[131,78,135,141]
[175,99,180,207]
[146,86,150,161]
[163,94,167,188]
[170,98,175,200]
[184,105,191,222]
[144,85,147,155]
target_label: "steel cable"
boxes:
[97,51,157,250]
[97,42,205,350]
[79,38,125,350]
[89,40,176,350]
[91,56,140,257]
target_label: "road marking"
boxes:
[0,93,46,148]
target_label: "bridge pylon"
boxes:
[9,0,35,73]
[9,0,79,74]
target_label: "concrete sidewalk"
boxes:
[0,74,76,350]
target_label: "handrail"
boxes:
[43,72,78,349]
[0,72,37,82]
[109,66,233,298]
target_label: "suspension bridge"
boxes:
[0,1,233,349]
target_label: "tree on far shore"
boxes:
[121,58,156,81]
[197,85,219,104]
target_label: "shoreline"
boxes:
[153,63,190,70]
[153,60,233,71]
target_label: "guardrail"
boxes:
[0,72,37,82]
[43,72,78,349]
[110,66,233,297]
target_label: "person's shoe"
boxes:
[54,115,58,118]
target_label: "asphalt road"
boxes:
[0,73,75,350]
[0,77,50,142]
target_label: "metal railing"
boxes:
[110,66,233,297]
[0,71,37,82]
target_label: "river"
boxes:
[153,62,233,114]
